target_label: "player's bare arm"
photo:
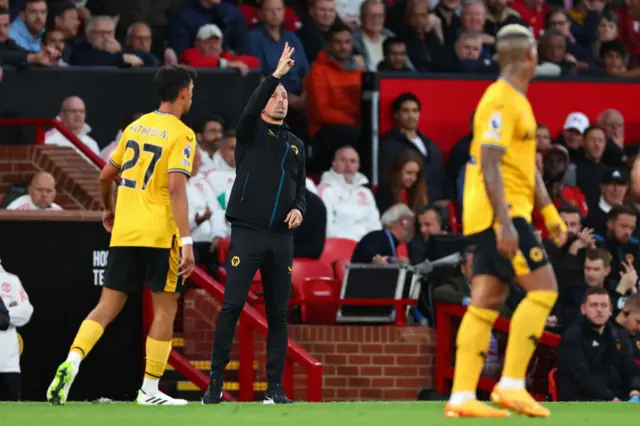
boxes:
[98,162,120,232]
[534,169,567,247]
[168,172,194,278]
[481,146,518,259]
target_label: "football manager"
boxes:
[203,43,306,405]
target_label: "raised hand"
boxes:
[272,42,295,79]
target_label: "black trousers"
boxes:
[0,372,21,401]
[209,224,293,386]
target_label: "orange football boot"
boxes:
[491,385,551,417]
[444,399,511,418]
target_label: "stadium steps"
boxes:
[163,359,267,401]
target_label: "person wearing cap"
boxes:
[586,167,629,237]
[179,23,260,73]
[576,125,609,210]
[559,111,589,161]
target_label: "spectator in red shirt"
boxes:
[240,0,302,32]
[179,24,260,75]
[510,0,550,38]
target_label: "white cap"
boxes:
[563,112,590,134]
[196,24,223,41]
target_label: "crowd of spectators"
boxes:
[1,0,640,403]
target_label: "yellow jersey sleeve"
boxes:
[476,103,516,151]
[168,129,196,177]
[109,130,128,169]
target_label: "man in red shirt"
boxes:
[510,0,550,38]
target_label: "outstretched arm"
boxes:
[236,43,296,144]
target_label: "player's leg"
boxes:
[137,243,187,406]
[47,248,135,405]
[491,220,556,417]
[203,226,263,404]
[259,234,293,404]
[445,229,511,418]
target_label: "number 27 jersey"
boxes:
[108,111,196,248]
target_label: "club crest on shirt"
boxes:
[231,256,240,267]
[183,144,192,160]
[1,282,10,293]
[291,145,299,155]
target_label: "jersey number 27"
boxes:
[120,140,163,190]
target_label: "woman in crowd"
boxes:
[374,150,428,215]
[591,11,620,64]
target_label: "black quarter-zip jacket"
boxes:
[225,75,307,234]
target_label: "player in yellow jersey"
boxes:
[46,65,198,406]
[444,25,568,418]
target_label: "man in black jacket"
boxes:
[203,43,305,405]
[556,287,640,401]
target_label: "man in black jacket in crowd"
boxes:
[203,44,305,405]
[556,287,640,401]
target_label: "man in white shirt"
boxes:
[318,145,381,241]
[45,96,100,164]
[0,260,34,401]
[6,172,63,211]
[205,130,236,210]
[195,114,226,175]
[188,150,229,275]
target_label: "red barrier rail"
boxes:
[0,117,323,402]
[435,303,561,398]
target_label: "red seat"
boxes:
[290,258,338,324]
[548,368,557,402]
[319,238,358,271]
[295,277,338,324]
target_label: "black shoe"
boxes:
[202,375,224,404]
[264,385,292,404]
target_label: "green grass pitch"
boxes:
[1,402,638,425]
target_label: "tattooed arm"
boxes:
[481,146,512,227]
[534,169,553,211]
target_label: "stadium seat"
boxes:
[291,259,337,323]
[319,238,358,270]
[548,368,558,402]
[371,184,379,194]
[295,277,338,324]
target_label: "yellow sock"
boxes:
[70,320,104,359]
[451,306,499,394]
[144,337,172,380]
[502,290,558,380]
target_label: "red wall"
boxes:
[379,78,640,158]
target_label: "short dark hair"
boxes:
[582,286,610,304]
[25,0,47,9]
[328,21,352,39]
[607,204,637,222]
[600,40,626,58]
[541,28,565,41]
[418,203,448,228]
[0,5,8,15]
[392,92,421,114]
[193,113,225,133]
[585,248,611,268]
[544,7,570,29]
[382,37,405,56]
[622,293,640,313]
[583,125,606,139]
[224,129,237,139]
[155,65,197,102]
[558,202,581,215]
